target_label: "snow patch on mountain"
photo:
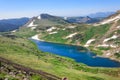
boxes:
[49,31,58,34]
[46,27,56,32]
[97,44,117,48]
[68,26,76,28]
[11,30,17,33]
[103,35,118,43]
[28,20,37,27]
[31,27,36,30]
[117,26,120,29]
[65,33,77,39]
[37,15,41,20]
[31,34,44,41]
[64,17,67,20]
[62,28,66,30]
[84,39,95,47]
[106,53,111,56]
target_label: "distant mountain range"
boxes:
[33,12,115,24]
[88,12,115,18]
[65,16,101,23]
[0,11,115,32]
[65,12,115,23]
[0,17,29,32]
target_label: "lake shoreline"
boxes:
[31,35,119,67]
[31,34,120,65]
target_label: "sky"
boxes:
[0,0,120,19]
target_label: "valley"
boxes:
[0,10,120,80]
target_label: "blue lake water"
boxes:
[32,39,120,67]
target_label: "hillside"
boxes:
[0,34,120,80]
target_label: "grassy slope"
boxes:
[81,24,111,43]
[42,23,119,57]
[42,29,71,43]
[41,24,87,44]
[13,27,37,38]
[41,24,111,44]
[0,33,120,80]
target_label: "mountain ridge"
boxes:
[0,12,115,32]
[0,17,29,32]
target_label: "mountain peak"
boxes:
[40,13,56,19]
